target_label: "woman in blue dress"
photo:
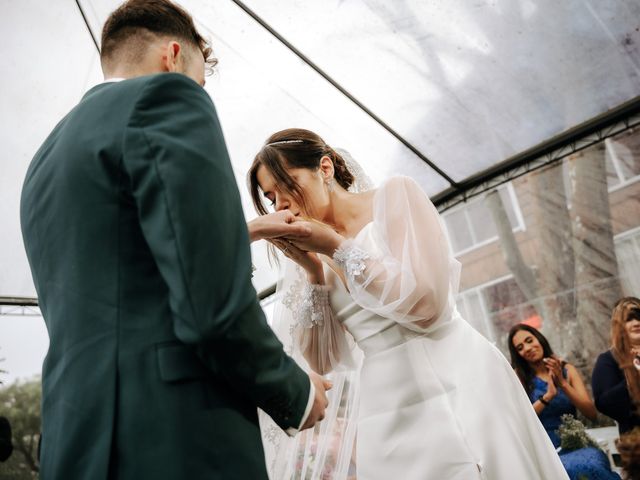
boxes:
[508,324,620,480]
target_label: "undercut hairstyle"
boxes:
[101,0,217,73]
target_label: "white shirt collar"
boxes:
[102,77,126,84]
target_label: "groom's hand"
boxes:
[300,371,332,431]
[287,220,345,257]
[247,210,312,243]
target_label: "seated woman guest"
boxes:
[509,324,620,480]
[592,297,640,435]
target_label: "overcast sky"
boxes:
[0,313,48,385]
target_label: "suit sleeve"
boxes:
[122,73,310,430]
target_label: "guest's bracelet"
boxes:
[538,395,549,406]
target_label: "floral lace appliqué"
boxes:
[298,284,331,328]
[282,276,305,312]
[333,240,370,279]
[281,265,332,329]
[263,423,281,445]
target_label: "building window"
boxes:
[443,183,525,256]
[615,227,640,298]
[457,274,540,345]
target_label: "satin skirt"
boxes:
[355,315,569,480]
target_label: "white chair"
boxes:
[585,425,623,475]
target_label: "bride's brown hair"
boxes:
[248,128,354,217]
[610,297,640,410]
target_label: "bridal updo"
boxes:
[248,128,354,216]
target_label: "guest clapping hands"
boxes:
[508,325,619,479]
[508,324,597,427]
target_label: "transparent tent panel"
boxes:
[451,126,640,373]
[1,0,102,298]
[243,0,640,181]
[2,0,640,301]
[81,0,451,292]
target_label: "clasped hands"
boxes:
[542,355,567,400]
[248,209,343,256]
[248,210,344,284]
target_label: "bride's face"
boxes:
[256,162,331,220]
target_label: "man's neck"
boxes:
[103,65,164,82]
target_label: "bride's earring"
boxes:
[325,177,335,192]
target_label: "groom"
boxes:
[20,1,329,479]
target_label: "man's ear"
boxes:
[162,41,182,72]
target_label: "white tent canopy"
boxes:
[2,0,640,297]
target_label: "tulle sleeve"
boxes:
[294,283,357,375]
[333,176,457,331]
[272,260,356,375]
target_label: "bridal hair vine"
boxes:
[266,139,305,147]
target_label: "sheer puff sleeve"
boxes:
[333,176,457,332]
[273,260,356,376]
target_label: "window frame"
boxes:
[605,138,640,193]
[443,182,526,257]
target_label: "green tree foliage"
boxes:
[0,378,40,479]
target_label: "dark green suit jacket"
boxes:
[20,73,310,480]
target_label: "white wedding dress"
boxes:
[260,176,568,480]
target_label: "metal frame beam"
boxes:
[433,96,640,211]
[228,0,457,187]
[75,0,100,54]
[0,297,38,307]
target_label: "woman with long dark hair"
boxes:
[592,297,640,435]
[508,324,619,479]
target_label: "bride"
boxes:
[248,128,568,479]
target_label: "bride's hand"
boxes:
[271,239,325,284]
[285,220,345,257]
[247,210,312,243]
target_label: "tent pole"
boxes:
[75,0,100,54]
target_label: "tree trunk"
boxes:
[486,190,539,301]
[529,163,576,354]
[485,190,550,331]
[569,145,622,378]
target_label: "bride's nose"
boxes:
[275,194,290,212]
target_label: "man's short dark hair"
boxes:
[101,0,217,72]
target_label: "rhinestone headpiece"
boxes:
[266,139,304,147]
